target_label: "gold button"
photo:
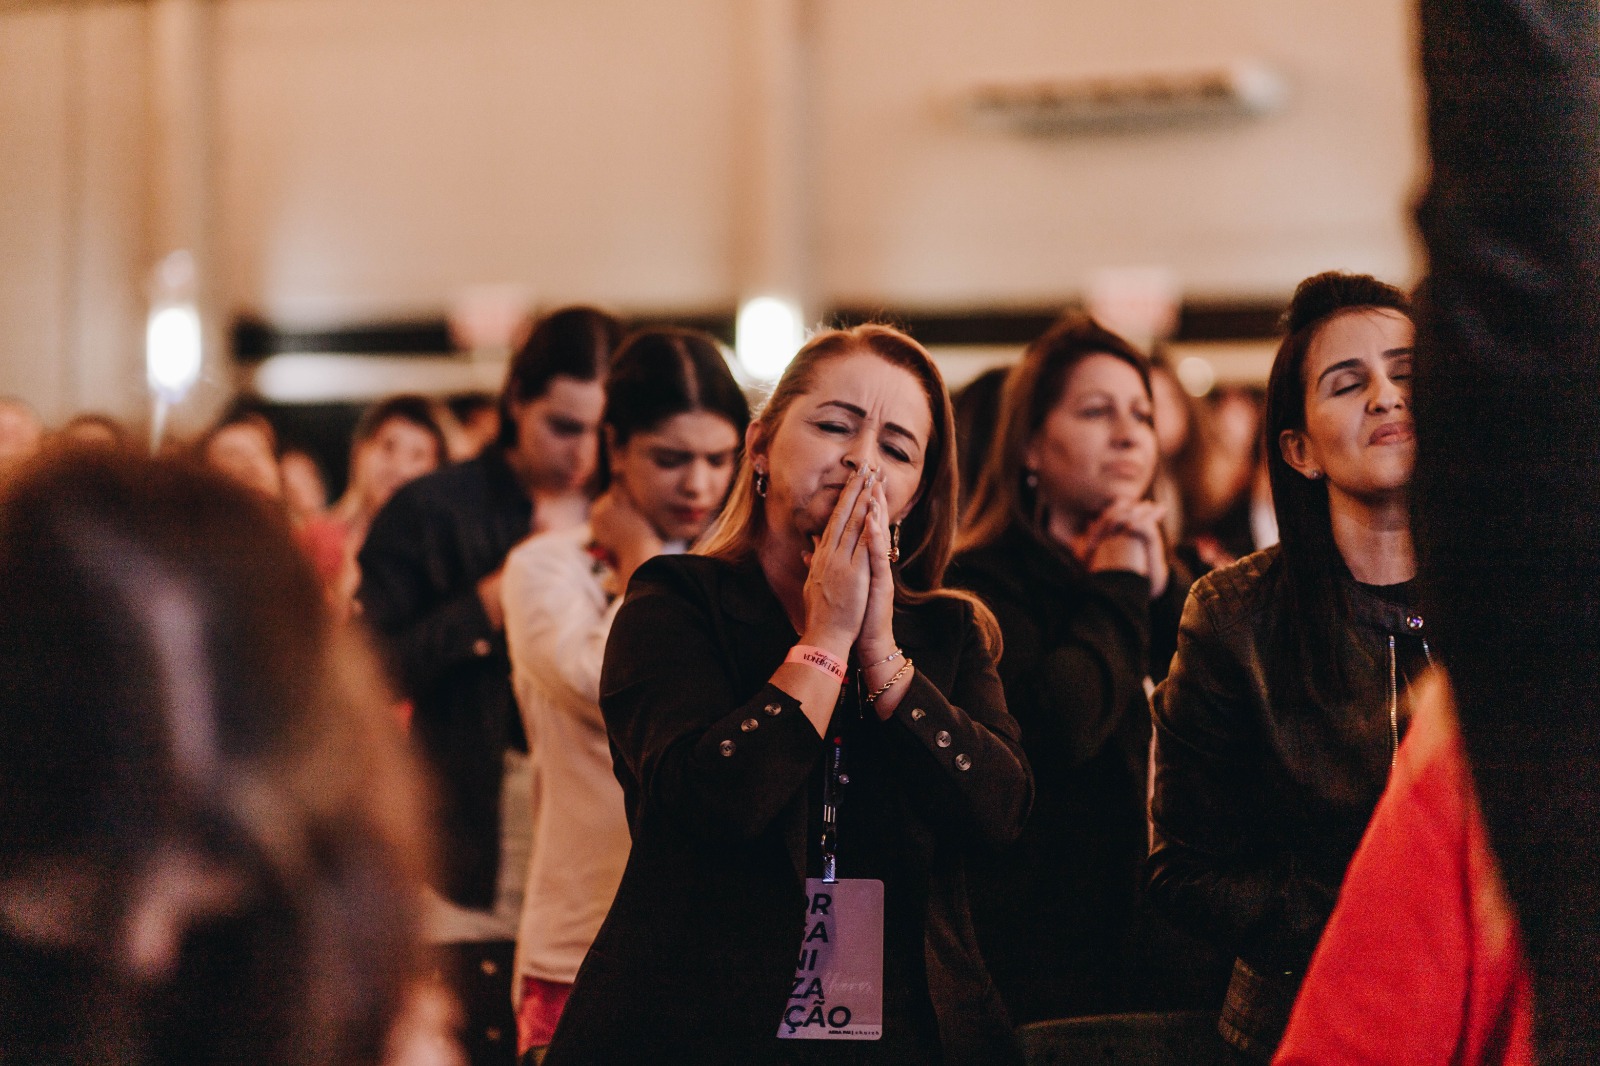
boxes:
[955,753,972,771]
[479,958,498,976]
[764,702,782,716]
[910,708,926,721]
[741,718,759,732]
[719,739,736,757]
[935,730,952,748]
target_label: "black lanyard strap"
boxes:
[821,736,845,884]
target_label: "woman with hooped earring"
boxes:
[545,324,1031,1065]
[1149,272,1430,1062]
[950,312,1210,1025]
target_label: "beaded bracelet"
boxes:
[786,644,848,683]
[865,658,914,704]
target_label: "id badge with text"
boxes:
[776,878,884,1040]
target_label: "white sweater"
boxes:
[501,523,681,987]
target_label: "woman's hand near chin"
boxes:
[799,466,875,660]
[591,487,664,592]
[1078,496,1170,599]
[775,466,875,737]
[857,477,911,718]
[855,478,898,661]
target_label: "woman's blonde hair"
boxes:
[696,324,998,649]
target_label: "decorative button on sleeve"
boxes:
[910,708,926,721]
[719,739,736,757]
[763,702,782,716]
[740,718,759,732]
[935,729,952,748]
[955,753,972,771]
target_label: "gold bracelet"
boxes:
[865,657,913,704]
[860,647,903,672]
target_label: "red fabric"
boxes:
[517,975,573,1054]
[1274,674,1533,1065]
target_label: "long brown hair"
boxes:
[695,324,997,646]
[959,311,1152,553]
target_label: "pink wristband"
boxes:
[786,644,848,683]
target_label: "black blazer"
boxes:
[545,553,1032,1065]
[949,524,1191,1022]
[356,449,533,908]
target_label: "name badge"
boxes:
[776,878,884,1041]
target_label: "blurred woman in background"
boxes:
[0,450,445,1066]
[56,412,131,452]
[281,449,331,527]
[0,396,45,481]
[1149,272,1424,1062]
[951,312,1211,1024]
[501,327,749,1058]
[199,408,284,502]
[300,395,449,610]
[358,306,622,1066]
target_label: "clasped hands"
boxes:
[799,466,905,718]
[1068,496,1170,600]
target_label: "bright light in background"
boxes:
[736,296,803,383]
[1176,354,1217,397]
[146,303,202,399]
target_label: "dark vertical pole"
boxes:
[1414,2,1600,1060]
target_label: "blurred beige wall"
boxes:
[2,3,153,425]
[0,0,1423,423]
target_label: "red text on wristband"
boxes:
[786,644,848,683]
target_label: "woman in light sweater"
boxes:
[501,327,749,1057]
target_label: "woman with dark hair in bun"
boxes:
[501,328,750,1058]
[1149,272,1428,1062]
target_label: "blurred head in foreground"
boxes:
[0,450,429,1066]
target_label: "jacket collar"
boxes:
[1342,570,1426,638]
[997,523,1085,583]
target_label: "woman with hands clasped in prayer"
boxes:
[544,325,1032,1065]
[950,313,1214,1025]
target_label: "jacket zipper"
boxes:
[1387,633,1434,769]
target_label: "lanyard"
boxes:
[820,736,845,884]
[818,669,870,884]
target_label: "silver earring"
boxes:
[754,469,769,497]
[1307,469,1322,480]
